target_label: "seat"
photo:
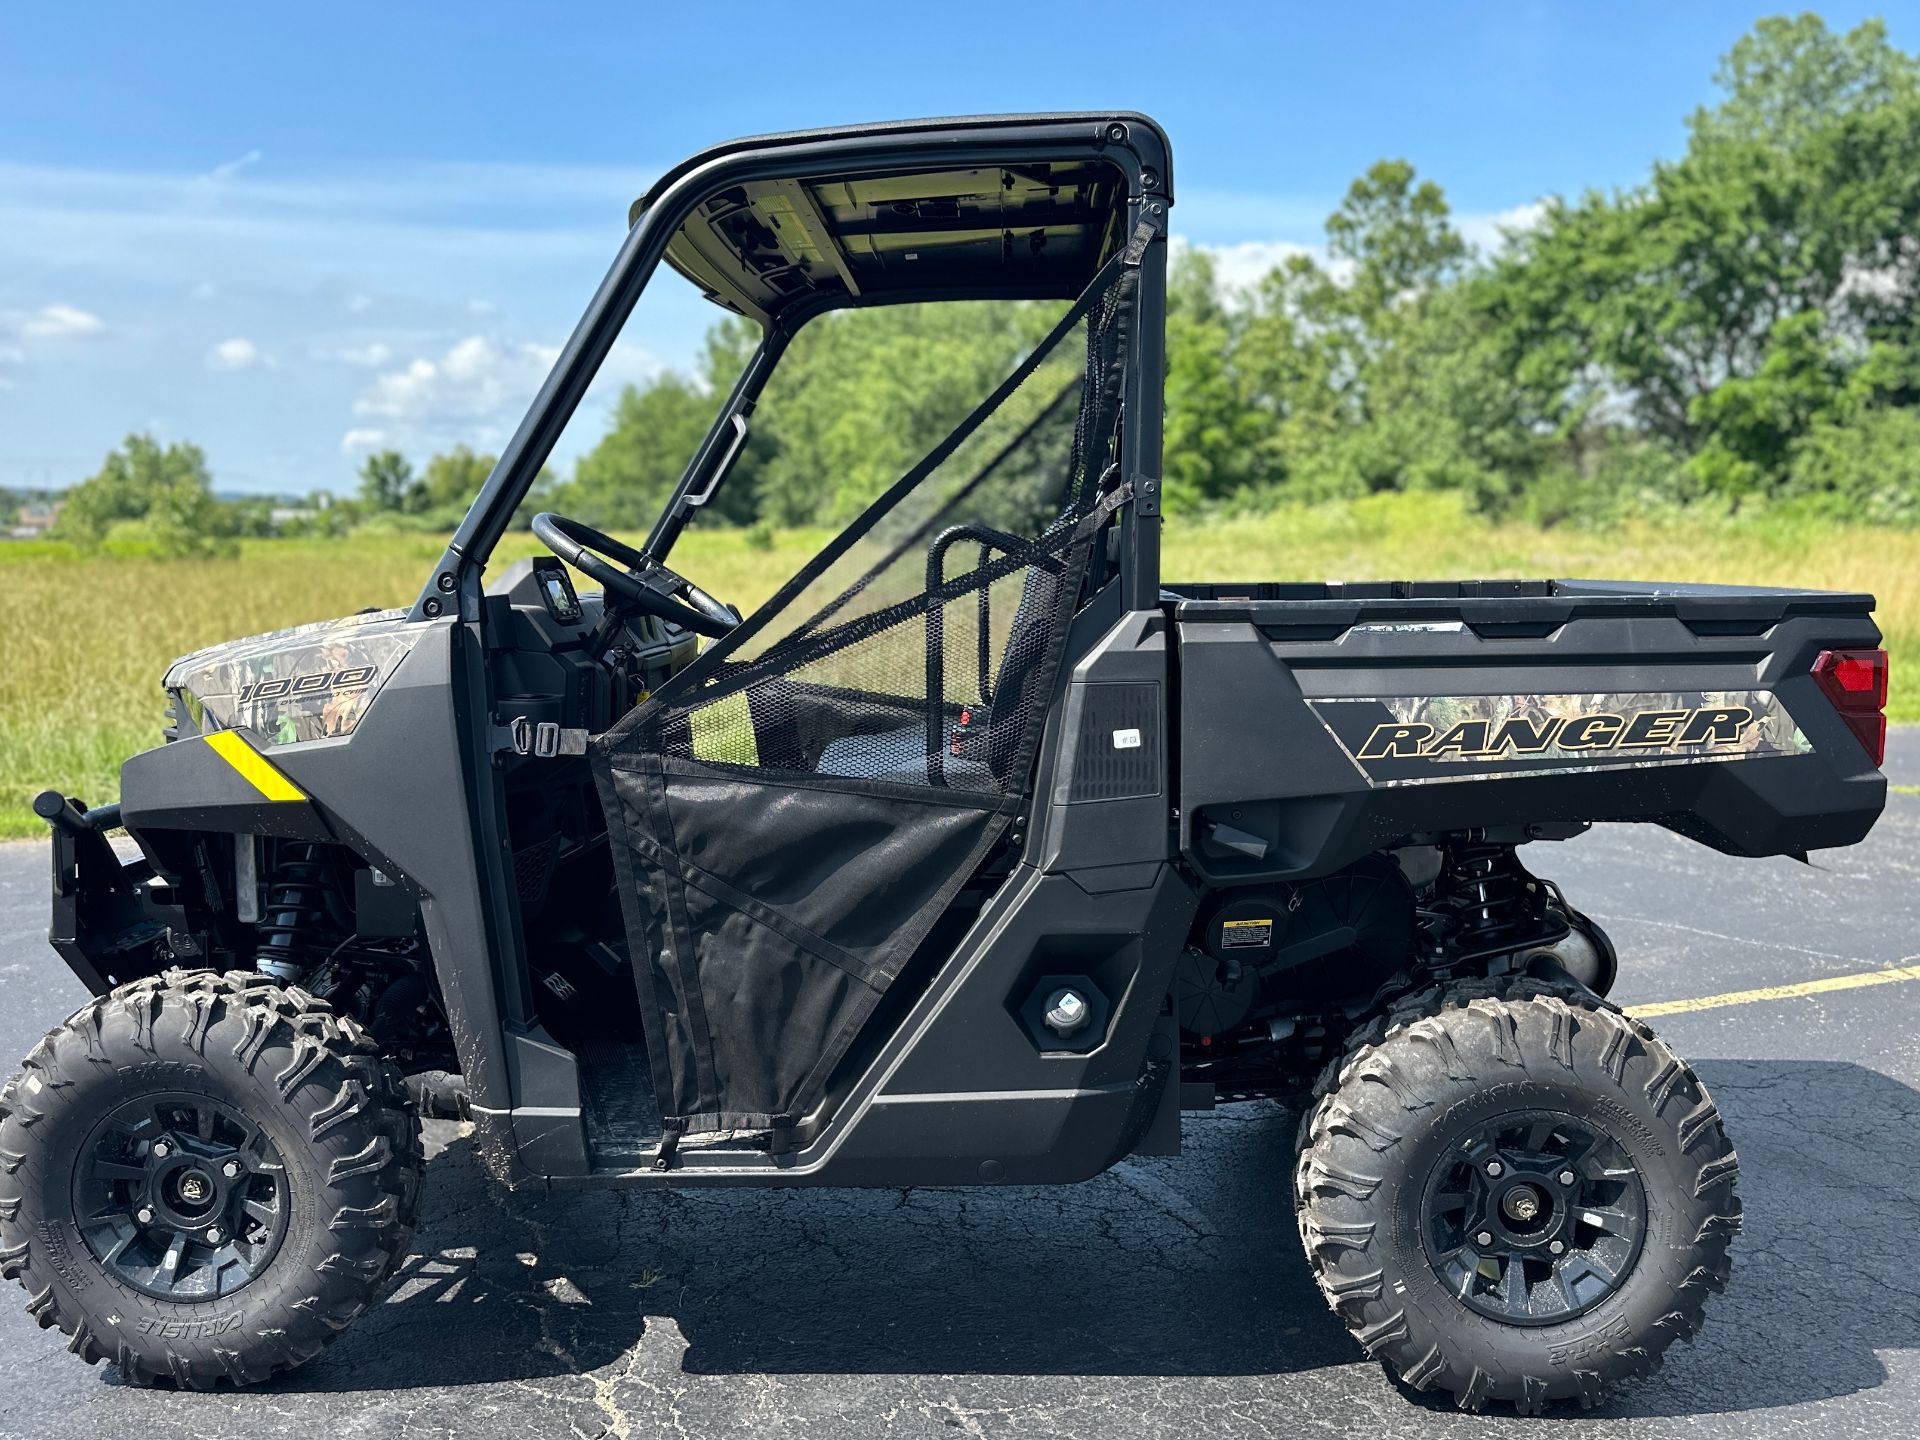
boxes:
[814,550,1061,788]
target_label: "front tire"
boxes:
[1294,976,1740,1412]
[0,970,422,1387]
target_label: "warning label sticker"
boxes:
[1220,917,1274,949]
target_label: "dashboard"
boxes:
[484,557,699,746]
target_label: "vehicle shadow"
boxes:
[238,1058,1914,1418]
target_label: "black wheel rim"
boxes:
[1420,1109,1648,1327]
[71,1092,291,1301]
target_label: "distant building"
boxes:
[7,500,62,540]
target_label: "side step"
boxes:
[574,1040,664,1169]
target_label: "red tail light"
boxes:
[1812,648,1888,766]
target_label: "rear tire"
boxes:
[1294,975,1739,1412]
[0,970,422,1387]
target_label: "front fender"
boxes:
[119,730,333,841]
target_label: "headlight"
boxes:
[164,686,207,742]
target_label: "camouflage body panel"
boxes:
[1310,690,1811,788]
[164,608,421,748]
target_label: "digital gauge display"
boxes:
[534,558,584,623]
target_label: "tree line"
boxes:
[42,15,1920,558]
[559,14,1920,533]
[39,442,535,557]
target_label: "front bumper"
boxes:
[36,791,172,995]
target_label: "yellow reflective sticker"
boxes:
[688,692,759,766]
[204,730,308,803]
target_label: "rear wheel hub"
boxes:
[1422,1109,1648,1326]
[1500,1184,1545,1225]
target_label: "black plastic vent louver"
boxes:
[1066,683,1161,803]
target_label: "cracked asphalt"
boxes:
[1,734,1917,1438]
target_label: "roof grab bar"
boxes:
[685,414,749,509]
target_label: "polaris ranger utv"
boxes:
[2,114,1890,1410]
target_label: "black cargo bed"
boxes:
[1164,577,1885,880]
[1164,579,1877,637]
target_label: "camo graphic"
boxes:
[1311,689,1810,788]
[164,609,421,748]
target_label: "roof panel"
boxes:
[663,159,1126,322]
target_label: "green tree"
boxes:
[53,434,234,557]
[1326,159,1470,327]
[1206,160,1510,503]
[1484,14,1920,492]
[1690,13,1918,149]
[225,496,279,539]
[356,450,414,512]
[1162,248,1270,511]
[416,445,494,513]
[541,15,1920,530]
[746,300,1059,526]
[557,374,721,529]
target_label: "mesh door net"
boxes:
[591,260,1135,1143]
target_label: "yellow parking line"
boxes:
[1631,963,1920,1019]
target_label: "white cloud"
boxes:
[203,149,263,185]
[1172,236,1357,297]
[596,339,663,389]
[207,336,268,371]
[1174,196,1549,302]
[1456,201,1548,255]
[1183,238,1322,294]
[1836,259,1910,305]
[353,334,562,448]
[345,293,375,314]
[339,427,388,452]
[0,153,783,492]
[0,343,21,390]
[316,341,393,367]
[20,303,105,339]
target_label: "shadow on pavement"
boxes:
[187,1058,1915,1417]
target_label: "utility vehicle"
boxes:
[2,114,1889,1410]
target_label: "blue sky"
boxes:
[1,2,1911,497]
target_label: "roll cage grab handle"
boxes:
[408,116,1173,625]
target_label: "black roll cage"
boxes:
[409,113,1173,626]
[406,117,1172,1146]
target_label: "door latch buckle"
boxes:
[492,716,589,758]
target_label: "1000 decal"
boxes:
[235,666,377,705]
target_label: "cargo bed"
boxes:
[1163,578,1887,882]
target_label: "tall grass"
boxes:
[2,492,1910,837]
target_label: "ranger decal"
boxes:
[1311,690,1810,787]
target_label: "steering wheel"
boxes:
[530,513,739,638]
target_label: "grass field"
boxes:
[2,491,1912,838]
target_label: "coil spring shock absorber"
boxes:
[1433,838,1553,962]
[255,841,332,982]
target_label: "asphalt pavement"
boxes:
[0,737,1916,1439]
